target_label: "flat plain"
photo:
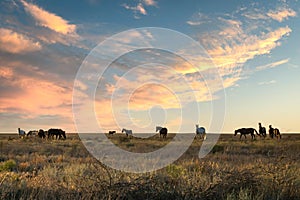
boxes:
[0,133,299,200]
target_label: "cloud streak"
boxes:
[20,0,77,35]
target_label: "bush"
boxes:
[0,159,17,172]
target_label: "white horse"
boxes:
[196,125,206,140]
[121,128,132,137]
[18,128,26,138]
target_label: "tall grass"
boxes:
[0,134,299,199]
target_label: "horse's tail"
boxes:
[254,128,259,135]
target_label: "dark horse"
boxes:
[269,125,281,139]
[38,129,46,139]
[160,128,168,138]
[108,131,116,135]
[48,128,66,140]
[234,128,258,140]
[258,123,267,137]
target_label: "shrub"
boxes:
[0,159,17,172]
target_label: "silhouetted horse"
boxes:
[269,125,281,139]
[108,131,116,135]
[48,128,66,140]
[156,126,168,138]
[234,128,258,140]
[38,129,46,139]
[258,123,267,137]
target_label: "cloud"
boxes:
[258,80,277,85]
[255,58,289,71]
[122,3,147,16]
[122,0,158,18]
[20,0,77,35]
[0,28,41,54]
[242,6,297,22]
[143,0,157,6]
[267,7,297,22]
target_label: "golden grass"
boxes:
[0,133,299,199]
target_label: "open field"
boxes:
[0,133,299,200]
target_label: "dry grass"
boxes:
[0,133,299,199]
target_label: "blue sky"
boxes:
[0,0,299,133]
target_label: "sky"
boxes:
[0,0,299,133]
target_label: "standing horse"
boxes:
[258,123,267,137]
[196,124,206,140]
[234,128,258,140]
[38,129,46,139]
[269,125,281,139]
[122,128,132,137]
[108,131,116,135]
[156,126,168,138]
[48,128,66,140]
[18,128,26,138]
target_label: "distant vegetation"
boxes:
[0,134,299,199]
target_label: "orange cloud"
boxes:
[267,7,297,22]
[21,0,76,35]
[0,28,41,54]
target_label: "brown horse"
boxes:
[258,123,267,137]
[269,125,281,139]
[234,128,258,140]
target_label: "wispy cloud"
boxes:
[267,7,297,22]
[258,80,277,85]
[0,28,41,54]
[20,0,77,35]
[122,0,158,18]
[255,59,289,71]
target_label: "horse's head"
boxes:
[234,129,238,136]
[121,128,125,133]
[196,124,199,129]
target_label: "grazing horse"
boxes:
[48,128,66,140]
[18,128,26,138]
[156,126,168,138]
[258,123,267,137]
[196,124,206,140]
[27,130,38,137]
[269,125,281,139]
[38,129,46,139]
[234,128,258,140]
[121,128,132,137]
[108,131,116,135]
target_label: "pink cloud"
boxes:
[0,28,41,54]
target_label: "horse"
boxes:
[258,123,267,137]
[48,128,66,140]
[121,128,132,137]
[38,129,46,139]
[108,131,116,135]
[234,128,258,140]
[156,126,168,138]
[18,128,26,138]
[269,125,281,139]
[196,124,206,140]
[27,130,38,137]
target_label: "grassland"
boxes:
[0,133,299,200]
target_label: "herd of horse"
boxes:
[18,128,66,140]
[234,123,281,139]
[18,123,280,141]
[111,123,281,140]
